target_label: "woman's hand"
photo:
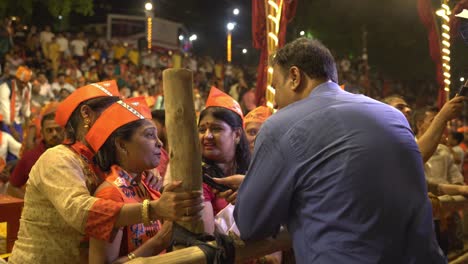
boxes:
[151,221,174,250]
[151,181,204,221]
[144,169,164,191]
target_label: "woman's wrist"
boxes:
[149,200,160,220]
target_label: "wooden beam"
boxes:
[162,68,203,233]
[127,229,292,264]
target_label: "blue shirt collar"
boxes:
[308,81,341,98]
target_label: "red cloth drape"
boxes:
[417,0,445,108]
[253,0,297,106]
[252,0,268,106]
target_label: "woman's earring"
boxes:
[83,118,90,129]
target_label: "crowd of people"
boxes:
[0,15,467,264]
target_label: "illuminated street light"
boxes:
[145,2,153,11]
[227,22,236,31]
[242,48,248,54]
[226,22,236,63]
[189,34,197,41]
[461,77,466,82]
[58,15,63,20]
[179,35,184,41]
[233,8,240,16]
[299,30,305,36]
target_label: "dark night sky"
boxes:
[86,0,253,60]
[70,0,466,82]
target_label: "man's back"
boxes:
[235,82,445,263]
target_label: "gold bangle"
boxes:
[142,199,151,226]
[128,252,137,260]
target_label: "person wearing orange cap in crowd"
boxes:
[0,65,33,143]
[88,97,182,262]
[244,106,272,153]
[7,102,64,198]
[9,81,203,264]
[164,86,250,234]
[22,102,60,153]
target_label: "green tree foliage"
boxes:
[0,0,93,20]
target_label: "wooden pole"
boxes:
[163,68,204,233]
[127,229,292,264]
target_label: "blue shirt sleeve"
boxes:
[234,122,295,241]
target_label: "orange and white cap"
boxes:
[244,106,272,127]
[85,97,152,152]
[15,66,33,83]
[205,86,243,119]
[55,80,120,127]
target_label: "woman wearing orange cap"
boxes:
[244,106,272,153]
[195,87,250,234]
[87,97,174,262]
[9,81,203,264]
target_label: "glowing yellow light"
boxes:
[267,85,276,93]
[442,25,450,31]
[444,79,451,85]
[147,17,152,50]
[436,9,445,16]
[443,72,451,78]
[268,32,278,45]
[442,55,451,62]
[442,40,450,47]
[268,14,279,24]
[268,0,279,12]
[442,33,450,39]
[444,87,450,91]
[227,33,232,62]
[265,0,284,112]
[442,48,450,55]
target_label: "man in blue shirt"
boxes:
[215,38,445,263]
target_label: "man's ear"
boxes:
[289,66,302,91]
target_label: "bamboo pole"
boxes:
[162,68,204,234]
[127,229,292,264]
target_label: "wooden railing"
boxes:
[128,229,292,264]
[437,195,468,264]
[127,194,468,264]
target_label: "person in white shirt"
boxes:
[37,73,54,99]
[39,25,54,58]
[0,116,21,160]
[51,73,75,98]
[448,132,465,173]
[70,32,87,63]
[414,106,464,184]
[56,32,70,58]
